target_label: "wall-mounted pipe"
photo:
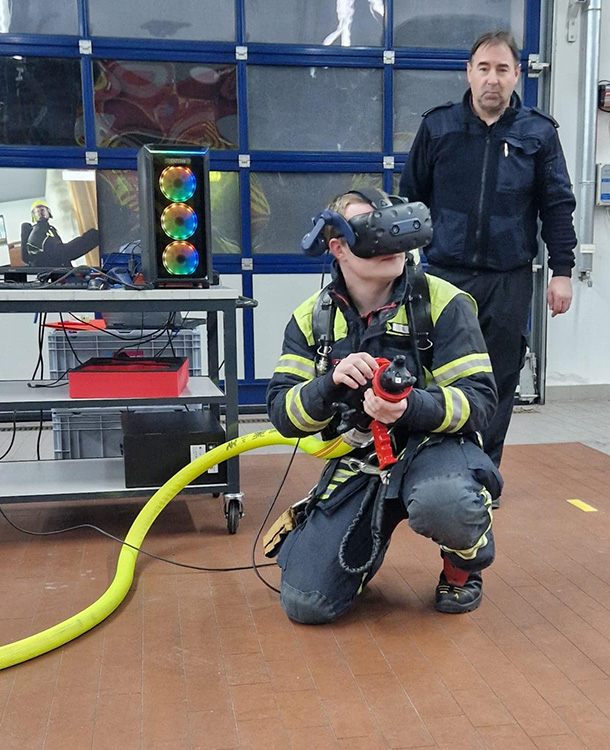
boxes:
[575,0,602,286]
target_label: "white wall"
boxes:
[547,0,610,387]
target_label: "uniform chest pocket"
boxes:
[496,136,541,194]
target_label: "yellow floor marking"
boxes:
[567,499,598,512]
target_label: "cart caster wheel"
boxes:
[223,492,244,534]
[227,500,240,534]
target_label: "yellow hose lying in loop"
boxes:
[0,429,351,670]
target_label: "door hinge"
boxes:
[527,54,550,78]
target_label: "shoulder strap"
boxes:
[404,257,434,387]
[312,285,336,376]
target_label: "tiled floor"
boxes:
[1,401,610,749]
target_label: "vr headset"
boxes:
[301,188,433,259]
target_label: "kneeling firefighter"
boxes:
[264,188,502,623]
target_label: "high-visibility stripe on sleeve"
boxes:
[285,381,332,433]
[433,353,493,387]
[275,353,315,380]
[432,386,470,433]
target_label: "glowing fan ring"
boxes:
[159,166,196,202]
[162,241,199,275]
[160,203,198,240]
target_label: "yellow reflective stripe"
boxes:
[387,307,408,326]
[386,306,409,336]
[427,275,478,324]
[433,353,493,387]
[333,309,348,342]
[275,353,315,380]
[318,461,357,500]
[441,488,493,560]
[286,382,332,432]
[293,292,319,346]
[432,386,470,433]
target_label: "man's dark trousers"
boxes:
[426,264,533,468]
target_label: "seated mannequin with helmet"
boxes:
[21,200,100,268]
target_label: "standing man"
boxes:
[399,30,577,484]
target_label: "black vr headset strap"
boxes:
[346,188,392,210]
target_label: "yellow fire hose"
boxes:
[0,429,351,670]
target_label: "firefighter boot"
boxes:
[435,558,483,614]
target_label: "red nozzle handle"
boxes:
[371,420,397,470]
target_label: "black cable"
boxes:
[30,312,47,382]
[250,440,300,594]
[37,265,154,291]
[67,314,173,343]
[59,313,84,366]
[36,409,43,461]
[30,313,48,461]
[27,371,70,388]
[0,412,17,460]
[0,504,276,573]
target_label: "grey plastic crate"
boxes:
[52,405,202,460]
[48,329,203,379]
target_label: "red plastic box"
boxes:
[68,357,189,399]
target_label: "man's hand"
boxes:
[547,276,573,317]
[332,352,379,389]
[363,388,407,424]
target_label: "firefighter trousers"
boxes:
[276,435,501,624]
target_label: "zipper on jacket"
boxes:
[473,131,491,266]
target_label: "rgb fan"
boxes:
[159,166,196,202]
[161,203,198,240]
[162,241,200,275]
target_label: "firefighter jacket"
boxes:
[398,91,577,277]
[266,263,497,450]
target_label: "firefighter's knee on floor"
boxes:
[280,581,340,625]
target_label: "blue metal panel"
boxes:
[0,147,90,168]
[78,0,88,37]
[245,44,384,67]
[0,35,80,56]
[246,157,384,172]
[90,38,236,63]
[80,56,97,150]
[236,0,246,45]
[89,150,241,171]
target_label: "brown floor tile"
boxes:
[425,714,488,749]
[288,725,340,749]
[2,445,610,750]
[235,717,292,749]
[322,697,380,739]
[189,707,240,750]
[92,692,142,750]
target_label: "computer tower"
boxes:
[138,144,213,287]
